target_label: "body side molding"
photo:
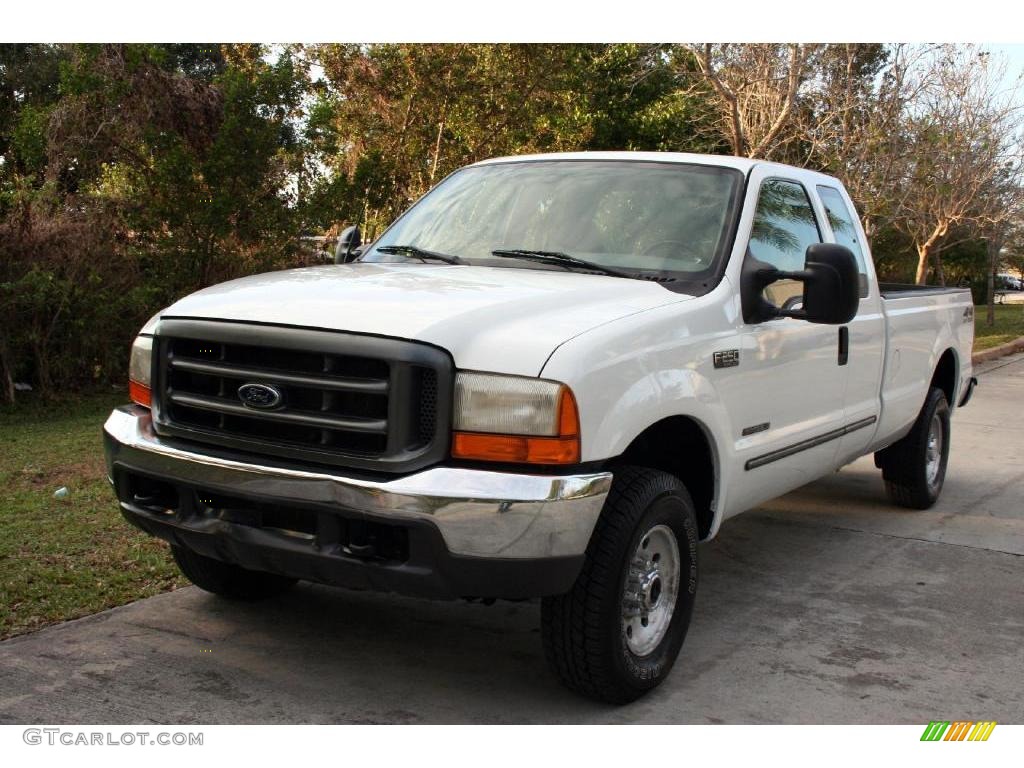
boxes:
[745,416,877,471]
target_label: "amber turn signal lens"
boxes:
[129,379,152,408]
[452,387,581,465]
[451,433,581,464]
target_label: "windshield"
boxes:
[362,160,743,280]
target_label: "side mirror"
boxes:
[334,225,362,264]
[741,243,860,325]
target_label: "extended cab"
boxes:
[104,152,975,703]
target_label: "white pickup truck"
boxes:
[104,152,976,703]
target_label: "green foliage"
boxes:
[10,103,50,175]
[579,45,726,154]
[0,42,1011,403]
[312,44,597,236]
[0,43,312,401]
[942,238,989,301]
[870,225,919,283]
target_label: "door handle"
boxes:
[838,326,849,366]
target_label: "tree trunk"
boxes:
[34,339,52,397]
[986,268,996,326]
[729,123,746,157]
[986,237,1002,327]
[915,243,931,284]
[430,115,445,184]
[0,335,15,405]
[915,221,950,285]
[429,95,448,185]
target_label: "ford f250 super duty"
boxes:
[104,152,976,703]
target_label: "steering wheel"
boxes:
[641,239,706,268]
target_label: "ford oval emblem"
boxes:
[237,383,284,410]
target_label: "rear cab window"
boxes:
[816,185,870,298]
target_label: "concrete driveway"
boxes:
[1,355,1022,724]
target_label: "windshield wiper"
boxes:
[491,249,638,280]
[376,244,466,265]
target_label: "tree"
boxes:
[4,42,1022,402]
[680,43,821,160]
[984,206,1024,325]
[890,46,1024,284]
[576,44,727,154]
[0,44,311,402]
[798,43,908,237]
[309,44,598,237]
[1002,225,1024,282]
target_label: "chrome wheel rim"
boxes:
[622,524,680,656]
[925,413,943,489]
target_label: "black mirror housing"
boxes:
[741,243,860,325]
[800,243,860,324]
[334,225,362,264]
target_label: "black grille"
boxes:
[164,338,391,455]
[417,368,438,444]
[152,320,452,473]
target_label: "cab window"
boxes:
[747,179,822,309]
[817,185,869,297]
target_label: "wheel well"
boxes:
[612,416,716,539]
[931,349,957,406]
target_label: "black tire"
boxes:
[541,466,699,704]
[876,386,951,509]
[171,545,297,600]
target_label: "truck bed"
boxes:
[874,285,974,447]
[878,283,972,300]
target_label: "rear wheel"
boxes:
[171,545,297,600]
[541,467,699,704]
[876,386,951,509]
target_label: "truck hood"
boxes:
[160,263,692,375]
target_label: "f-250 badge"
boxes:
[713,350,740,369]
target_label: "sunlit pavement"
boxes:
[1,355,1021,724]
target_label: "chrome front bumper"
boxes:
[103,406,611,560]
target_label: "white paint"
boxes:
[148,152,975,540]
[161,263,689,377]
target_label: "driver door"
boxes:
[722,171,849,513]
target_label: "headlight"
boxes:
[128,335,153,408]
[451,372,580,465]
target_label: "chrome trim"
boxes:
[104,406,611,559]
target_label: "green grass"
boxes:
[0,391,184,640]
[974,303,1024,351]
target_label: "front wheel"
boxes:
[876,386,951,509]
[541,467,699,704]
